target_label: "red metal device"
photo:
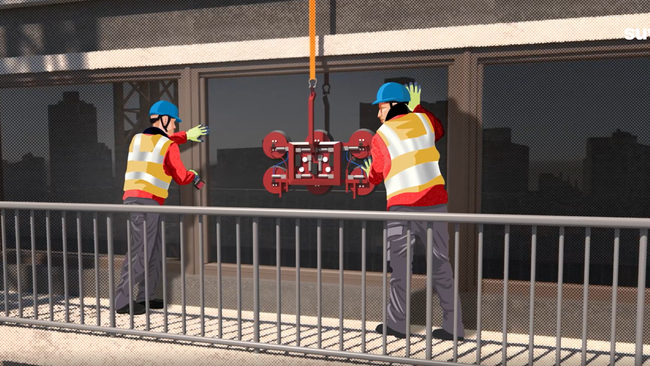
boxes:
[262,0,375,198]
[262,85,376,198]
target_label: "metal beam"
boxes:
[178,67,196,276]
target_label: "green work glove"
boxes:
[187,124,210,142]
[405,82,421,111]
[361,157,372,176]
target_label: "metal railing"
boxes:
[0,201,648,366]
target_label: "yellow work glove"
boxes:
[361,157,372,176]
[187,124,210,142]
[405,82,421,111]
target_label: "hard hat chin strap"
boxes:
[161,117,171,132]
[152,115,172,132]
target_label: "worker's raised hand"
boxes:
[361,157,372,176]
[187,124,210,142]
[405,82,421,111]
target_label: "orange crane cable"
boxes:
[309,0,316,84]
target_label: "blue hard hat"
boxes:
[372,82,411,105]
[149,100,182,123]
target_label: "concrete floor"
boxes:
[2,265,650,366]
[0,292,649,366]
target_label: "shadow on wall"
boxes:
[0,4,99,77]
[440,96,482,330]
[0,0,293,74]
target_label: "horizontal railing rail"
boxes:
[0,201,650,228]
[0,201,647,366]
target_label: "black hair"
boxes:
[150,115,172,131]
[385,102,411,121]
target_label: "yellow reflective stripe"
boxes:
[385,146,440,181]
[137,134,157,152]
[124,133,173,199]
[151,135,171,155]
[128,151,165,165]
[379,117,435,158]
[123,179,169,199]
[414,113,434,136]
[384,114,427,140]
[384,161,442,195]
[124,171,170,189]
[127,138,171,165]
[125,161,172,183]
[128,134,142,153]
[386,174,445,200]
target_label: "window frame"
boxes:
[0,40,647,295]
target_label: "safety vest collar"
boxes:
[143,126,169,138]
[128,134,171,165]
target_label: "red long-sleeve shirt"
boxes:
[368,105,448,209]
[123,130,196,205]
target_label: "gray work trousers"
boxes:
[114,197,163,310]
[385,204,465,337]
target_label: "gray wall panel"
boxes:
[0,0,648,57]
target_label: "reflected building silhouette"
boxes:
[482,127,529,193]
[48,91,113,203]
[583,129,650,198]
[211,148,273,190]
[3,153,48,202]
[538,172,581,195]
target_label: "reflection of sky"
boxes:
[207,68,448,163]
[482,58,650,161]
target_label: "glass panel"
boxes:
[207,68,448,273]
[0,80,183,259]
[481,57,650,288]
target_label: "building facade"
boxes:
[0,0,649,299]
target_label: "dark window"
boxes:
[206,68,448,273]
[0,81,183,258]
[481,57,650,287]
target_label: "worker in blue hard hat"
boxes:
[361,82,465,341]
[115,100,209,315]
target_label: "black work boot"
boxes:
[432,328,464,342]
[375,323,407,339]
[116,302,146,315]
[136,299,165,309]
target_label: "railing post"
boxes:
[3,202,650,366]
[252,216,259,352]
[556,226,565,366]
[1,210,8,318]
[635,229,647,366]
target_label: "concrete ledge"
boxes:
[0,0,90,10]
[0,12,648,74]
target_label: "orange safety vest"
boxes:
[123,133,174,199]
[376,113,445,200]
